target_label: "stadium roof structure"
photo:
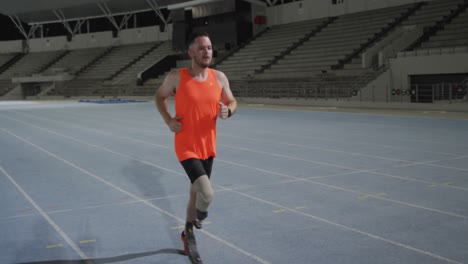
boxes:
[0,0,270,39]
[1,0,208,24]
[0,0,270,24]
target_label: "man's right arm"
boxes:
[155,70,182,132]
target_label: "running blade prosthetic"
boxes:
[181,229,203,264]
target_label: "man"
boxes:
[155,32,237,257]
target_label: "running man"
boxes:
[155,31,237,256]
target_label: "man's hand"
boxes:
[167,116,182,133]
[218,102,229,119]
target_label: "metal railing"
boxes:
[230,80,467,103]
[410,83,467,103]
[231,81,354,101]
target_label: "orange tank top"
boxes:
[174,68,222,161]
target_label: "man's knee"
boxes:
[196,189,213,212]
[193,175,213,210]
[198,188,214,204]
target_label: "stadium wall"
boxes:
[0,40,23,53]
[358,52,468,102]
[266,0,431,26]
[251,2,268,35]
[1,25,173,53]
[28,36,68,52]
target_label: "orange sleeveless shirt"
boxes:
[174,68,222,161]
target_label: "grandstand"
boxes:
[1,1,468,264]
[420,0,468,49]
[0,0,467,108]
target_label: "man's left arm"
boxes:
[216,71,237,119]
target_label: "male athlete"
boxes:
[155,31,237,260]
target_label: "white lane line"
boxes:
[218,160,467,219]
[13,111,171,149]
[5,110,466,263]
[11,110,467,173]
[218,131,443,163]
[370,171,468,192]
[422,162,468,173]
[0,165,93,264]
[4,113,467,218]
[0,113,211,184]
[0,128,270,264]
[61,108,437,162]
[230,190,463,264]
[0,193,190,222]
[66,107,468,156]
[32,108,468,173]
[23,107,463,163]
[219,143,357,170]
[308,166,468,192]
[228,128,465,157]
[219,143,467,175]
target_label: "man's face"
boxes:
[189,36,213,68]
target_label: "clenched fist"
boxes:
[167,116,182,133]
[218,102,229,119]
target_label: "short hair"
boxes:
[187,31,210,49]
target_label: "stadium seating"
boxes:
[0,54,15,68]
[1,0,467,100]
[43,47,107,75]
[55,41,165,96]
[0,51,64,79]
[0,51,65,96]
[401,0,464,27]
[215,18,329,80]
[257,5,412,80]
[420,2,468,49]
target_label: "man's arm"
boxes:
[216,70,237,119]
[155,69,182,132]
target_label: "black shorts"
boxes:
[180,157,214,184]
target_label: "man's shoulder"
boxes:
[163,69,183,88]
[212,69,227,80]
[211,68,224,75]
[165,68,184,82]
[169,68,183,76]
